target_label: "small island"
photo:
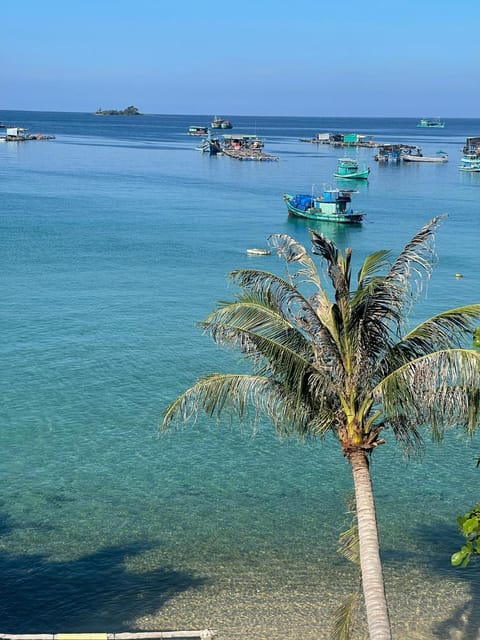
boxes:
[95,105,142,116]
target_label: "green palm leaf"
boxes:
[357,250,392,288]
[399,305,480,354]
[163,373,316,436]
[329,592,359,640]
[375,349,480,441]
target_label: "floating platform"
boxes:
[222,148,278,161]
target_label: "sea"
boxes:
[1,111,480,640]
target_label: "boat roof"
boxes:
[222,134,258,140]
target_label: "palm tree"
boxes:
[163,217,480,640]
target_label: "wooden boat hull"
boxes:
[283,194,363,224]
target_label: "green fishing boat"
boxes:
[334,158,370,180]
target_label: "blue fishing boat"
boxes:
[334,158,370,180]
[283,189,363,224]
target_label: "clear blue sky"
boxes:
[3,0,479,117]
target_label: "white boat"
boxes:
[246,248,271,256]
[188,125,208,136]
[402,151,448,163]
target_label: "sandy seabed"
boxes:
[134,561,480,640]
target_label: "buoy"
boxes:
[455,273,463,278]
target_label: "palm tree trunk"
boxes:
[349,450,392,640]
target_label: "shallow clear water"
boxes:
[1,111,480,639]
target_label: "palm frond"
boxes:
[346,218,449,367]
[349,278,400,369]
[226,269,344,372]
[381,415,425,458]
[374,349,480,441]
[201,299,313,357]
[268,233,323,289]
[202,319,316,395]
[386,215,447,304]
[162,373,318,437]
[305,403,342,438]
[338,523,360,564]
[310,231,351,304]
[398,305,480,356]
[329,592,359,640]
[357,250,392,288]
[229,268,329,335]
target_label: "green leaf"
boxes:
[462,517,479,535]
[451,550,467,566]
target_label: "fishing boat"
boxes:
[334,158,370,179]
[374,143,419,162]
[211,117,233,129]
[416,118,445,128]
[195,133,222,155]
[283,189,363,224]
[402,150,448,163]
[459,153,480,172]
[459,137,480,172]
[188,125,208,136]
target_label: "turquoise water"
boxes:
[1,112,480,639]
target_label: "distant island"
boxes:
[95,105,142,116]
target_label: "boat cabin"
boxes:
[5,127,28,141]
[222,134,263,150]
[211,118,233,129]
[313,132,331,143]
[463,137,480,154]
[188,126,208,136]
